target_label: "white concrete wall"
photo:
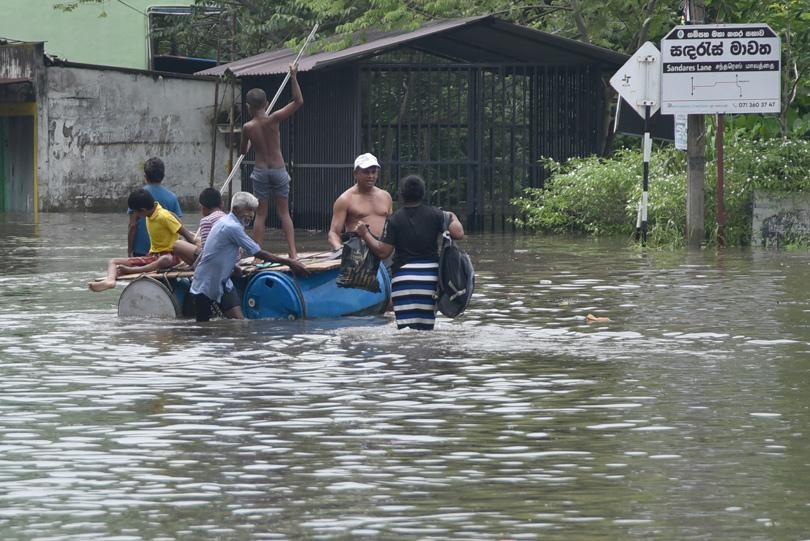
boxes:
[41,65,237,211]
[752,190,810,247]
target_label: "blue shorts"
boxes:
[250,166,290,200]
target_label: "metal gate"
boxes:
[360,62,602,230]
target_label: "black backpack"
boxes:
[435,211,475,318]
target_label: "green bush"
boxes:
[511,147,689,246]
[511,136,810,247]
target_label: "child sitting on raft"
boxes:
[172,187,225,268]
[89,188,195,292]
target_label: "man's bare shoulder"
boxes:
[333,187,356,208]
[337,185,361,199]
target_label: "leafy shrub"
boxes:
[511,136,810,247]
[511,147,688,245]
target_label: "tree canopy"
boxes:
[54,0,810,137]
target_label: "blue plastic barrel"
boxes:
[242,265,391,320]
[300,265,390,318]
[241,271,305,320]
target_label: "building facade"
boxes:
[0,0,195,71]
[0,42,238,213]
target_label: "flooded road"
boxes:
[2,212,810,540]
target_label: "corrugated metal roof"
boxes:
[197,15,627,77]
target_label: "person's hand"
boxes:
[353,220,370,236]
[287,258,310,277]
[289,63,298,77]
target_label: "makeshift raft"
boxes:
[111,252,391,320]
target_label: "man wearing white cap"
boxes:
[328,152,393,251]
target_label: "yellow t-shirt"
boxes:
[146,203,182,253]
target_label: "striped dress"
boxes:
[391,259,439,330]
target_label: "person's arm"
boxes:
[270,64,303,121]
[239,123,251,156]
[127,212,138,256]
[447,212,464,240]
[254,249,310,276]
[327,197,349,250]
[356,221,394,260]
[178,225,196,243]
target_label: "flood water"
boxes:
[2,211,810,540]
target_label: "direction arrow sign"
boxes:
[610,41,662,118]
[661,23,781,114]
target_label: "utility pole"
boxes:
[684,0,705,248]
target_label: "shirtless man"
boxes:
[328,153,393,251]
[241,64,302,259]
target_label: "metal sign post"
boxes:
[610,41,661,245]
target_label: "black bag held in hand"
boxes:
[336,232,381,293]
[435,211,475,318]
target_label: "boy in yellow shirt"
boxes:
[89,188,195,292]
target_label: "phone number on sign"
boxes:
[734,101,777,109]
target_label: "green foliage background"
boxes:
[54,0,809,135]
[512,136,810,247]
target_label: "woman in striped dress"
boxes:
[356,174,464,330]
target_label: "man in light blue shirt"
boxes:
[128,157,183,257]
[190,192,309,322]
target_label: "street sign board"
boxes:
[610,41,661,118]
[661,23,780,114]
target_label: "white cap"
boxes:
[354,153,380,170]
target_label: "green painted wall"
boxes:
[0,0,192,70]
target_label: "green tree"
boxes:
[705,0,810,136]
[56,0,808,136]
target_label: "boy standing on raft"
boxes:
[241,64,302,259]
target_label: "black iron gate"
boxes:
[360,62,602,230]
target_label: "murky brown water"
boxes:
[2,212,810,540]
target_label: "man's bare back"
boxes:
[242,117,284,169]
[241,66,302,169]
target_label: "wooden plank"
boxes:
[99,251,341,283]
